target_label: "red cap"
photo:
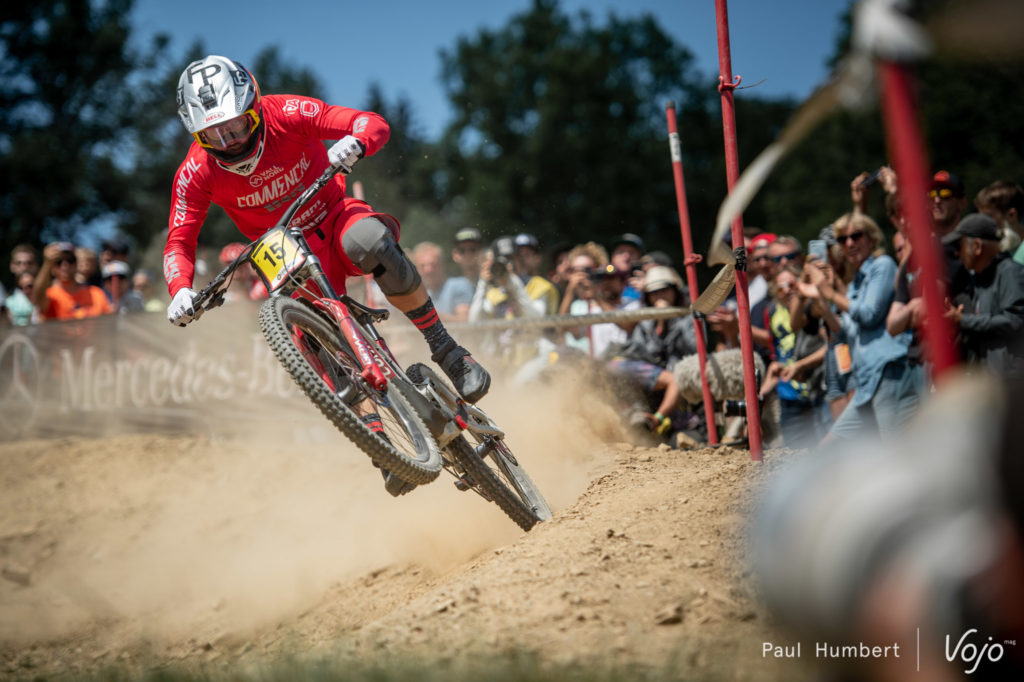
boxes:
[750,233,777,248]
[219,242,247,265]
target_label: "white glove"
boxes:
[327,135,365,170]
[167,287,198,327]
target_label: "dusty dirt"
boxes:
[0,377,809,680]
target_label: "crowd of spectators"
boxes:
[7,167,1023,449]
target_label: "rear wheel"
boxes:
[407,363,552,531]
[260,297,441,484]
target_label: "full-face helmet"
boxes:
[177,55,265,175]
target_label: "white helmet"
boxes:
[177,55,265,175]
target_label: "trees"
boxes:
[0,0,163,280]
[437,0,725,254]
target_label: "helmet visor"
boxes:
[195,109,260,151]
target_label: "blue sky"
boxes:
[132,0,853,140]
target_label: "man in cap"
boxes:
[436,227,483,322]
[943,213,1024,374]
[102,260,146,313]
[31,242,112,320]
[609,233,645,303]
[513,232,559,315]
[929,170,968,236]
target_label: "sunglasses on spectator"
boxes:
[454,245,480,255]
[840,231,865,243]
[54,257,77,266]
[752,255,772,263]
[770,251,801,263]
[928,188,955,199]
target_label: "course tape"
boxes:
[443,306,691,333]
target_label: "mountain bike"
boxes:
[189,162,551,531]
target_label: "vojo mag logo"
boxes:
[0,333,42,437]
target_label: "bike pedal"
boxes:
[454,477,472,492]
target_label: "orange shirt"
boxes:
[43,284,112,320]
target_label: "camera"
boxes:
[723,367,764,418]
[724,398,755,418]
[487,236,516,282]
[588,264,618,282]
[491,255,512,276]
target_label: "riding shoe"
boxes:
[433,343,491,403]
[369,427,418,496]
[382,468,417,497]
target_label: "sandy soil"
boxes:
[0,378,809,680]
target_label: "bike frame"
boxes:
[191,163,456,442]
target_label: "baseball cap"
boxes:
[611,232,644,252]
[930,170,965,197]
[102,260,131,279]
[101,237,131,255]
[642,265,684,293]
[750,233,778,249]
[640,250,673,268]
[219,242,247,265]
[454,227,482,243]
[514,233,539,250]
[941,213,1002,245]
[51,241,76,255]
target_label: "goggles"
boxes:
[194,109,261,151]
[928,187,956,199]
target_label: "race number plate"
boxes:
[250,227,307,293]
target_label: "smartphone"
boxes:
[809,239,828,262]
[861,168,882,187]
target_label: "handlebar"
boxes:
[190,161,351,321]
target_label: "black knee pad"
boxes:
[341,217,421,296]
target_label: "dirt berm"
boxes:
[0,380,808,680]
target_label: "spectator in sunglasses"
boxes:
[31,242,112,321]
[804,214,921,443]
[746,233,776,309]
[928,170,968,237]
[767,236,804,280]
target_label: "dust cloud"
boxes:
[0,354,621,646]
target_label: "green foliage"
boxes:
[3,0,1021,295]
[0,0,158,281]
[436,0,713,254]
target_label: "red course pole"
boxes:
[714,0,763,460]
[878,62,959,378]
[665,101,719,445]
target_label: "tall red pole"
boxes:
[878,62,959,378]
[665,101,719,444]
[714,0,763,460]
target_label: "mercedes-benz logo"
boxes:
[0,333,42,439]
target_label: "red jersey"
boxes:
[163,94,390,296]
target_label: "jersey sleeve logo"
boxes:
[353,116,368,134]
[283,98,321,117]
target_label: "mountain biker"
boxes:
[163,55,491,408]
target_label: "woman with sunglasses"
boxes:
[30,242,112,321]
[804,214,920,443]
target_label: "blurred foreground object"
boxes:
[752,371,1024,681]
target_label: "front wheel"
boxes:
[259,297,442,485]
[407,363,552,531]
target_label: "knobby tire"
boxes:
[259,297,441,485]
[406,363,552,531]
